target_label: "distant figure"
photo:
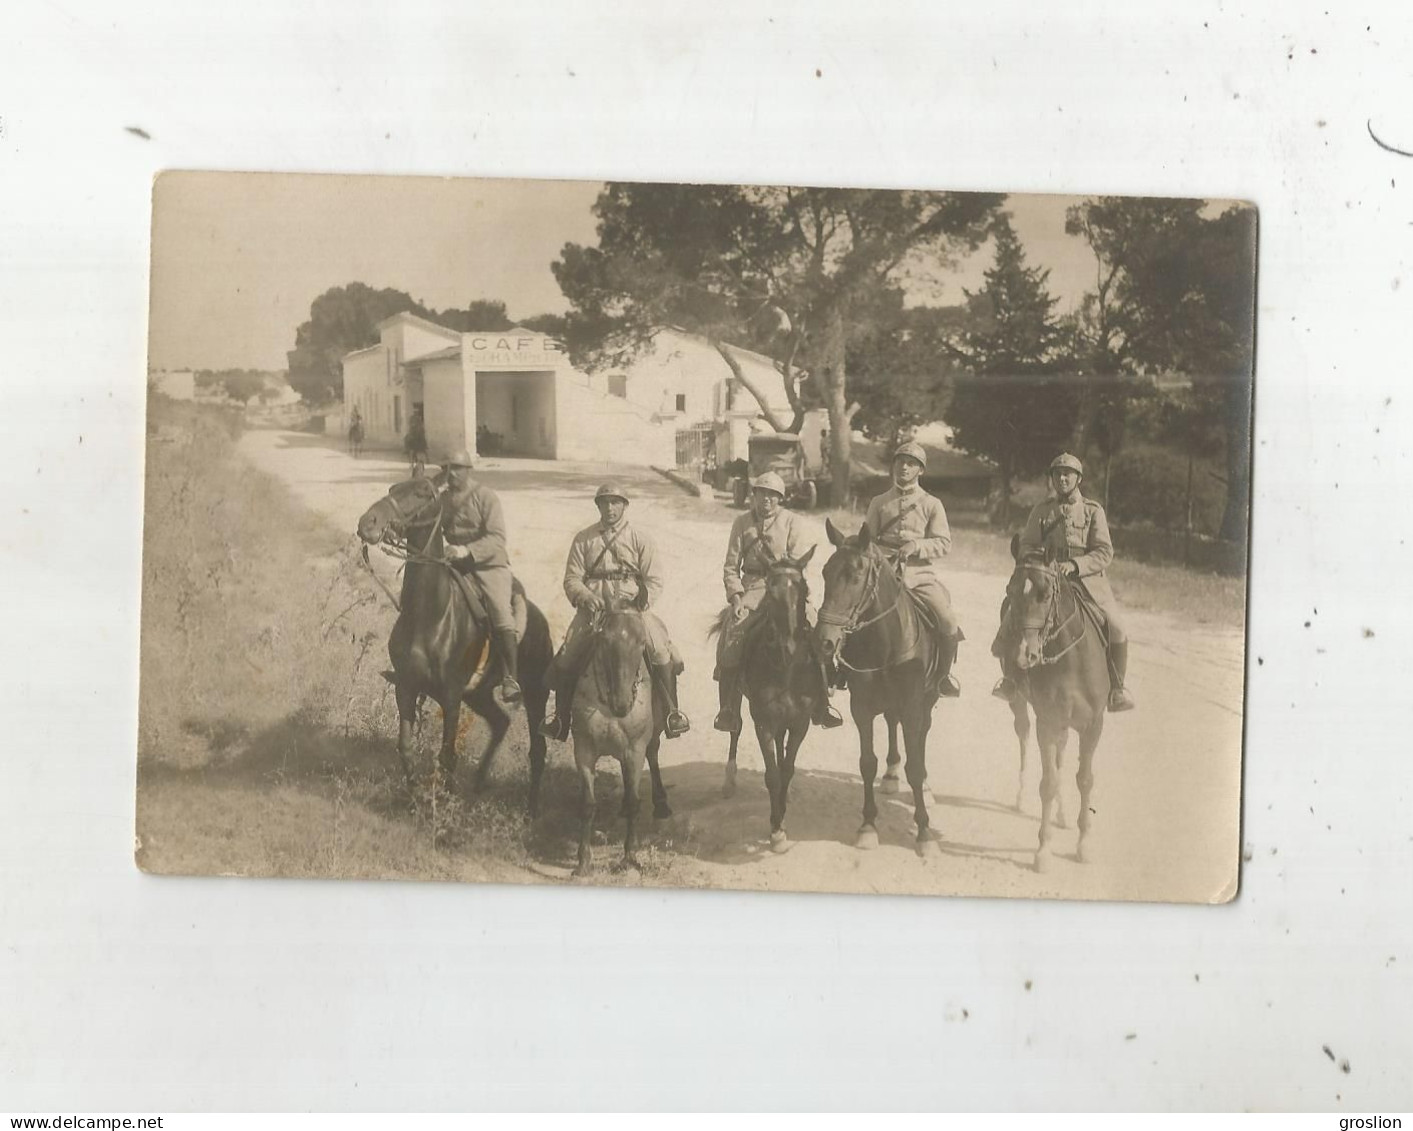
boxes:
[404,405,428,473]
[347,406,365,457]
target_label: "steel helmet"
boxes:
[892,440,927,469]
[594,482,630,504]
[751,472,786,497]
[1049,452,1084,477]
[441,448,475,468]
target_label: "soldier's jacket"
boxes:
[864,484,952,578]
[564,519,664,611]
[722,509,809,600]
[1020,491,1117,608]
[438,478,510,569]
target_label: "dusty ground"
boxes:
[242,430,1246,903]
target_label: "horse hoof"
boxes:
[653,804,673,821]
[918,835,942,861]
[770,830,790,854]
[855,826,879,851]
[617,856,642,876]
[572,864,593,880]
[1076,839,1090,865]
[721,763,737,799]
[1034,852,1051,874]
[880,775,900,795]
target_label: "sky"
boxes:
[148,172,1112,372]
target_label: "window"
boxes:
[608,374,627,398]
[675,393,687,413]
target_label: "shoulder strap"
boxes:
[586,525,625,576]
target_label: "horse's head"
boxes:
[816,518,883,660]
[1013,559,1061,671]
[763,546,815,657]
[356,476,440,545]
[594,606,648,718]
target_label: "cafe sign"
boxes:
[463,334,566,368]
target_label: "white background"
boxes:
[2,0,1410,1112]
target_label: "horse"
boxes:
[355,476,553,816]
[569,602,673,877]
[711,551,820,852]
[1006,555,1110,872]
[817,519,944,858]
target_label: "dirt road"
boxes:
[244,431,1245,903]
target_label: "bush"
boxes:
[1105,443,1225,535]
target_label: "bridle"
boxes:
[816,547,905,673]
[588,610,646,710]
[1018,562,1086,665]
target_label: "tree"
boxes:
[847,299,969,442]
[554,184,1004,503]
[434,299,515,332]
[221,369,267,405]
[1065,198,1256,539]
[287,283,433,403]
[944,214,1078,521]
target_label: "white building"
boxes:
[340,313,797,467]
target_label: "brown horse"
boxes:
[569,603,672,877]
[356,477,553,815]
[1007,557,1109,872]
[713,551,821,852]
[817,519,944,858]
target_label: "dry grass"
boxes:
[820,506,1246,629]
[136,400,693,885]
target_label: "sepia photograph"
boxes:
[138,171,1256,903]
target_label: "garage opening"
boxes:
[474,370,557,458]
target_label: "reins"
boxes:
[817,549,907,674]
[1019,564,1087,665]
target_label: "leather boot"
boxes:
[936,634,961,697]
[1107,640,1135,712]
[812,661,844,728]
[494,629,522,706]
[713,667,742,732]
[654,663,691,738]
[539,650,574,740]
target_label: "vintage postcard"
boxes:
[138,171,1255,902]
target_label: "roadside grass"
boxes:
[137,399,692,885]
[820,506,1245,629]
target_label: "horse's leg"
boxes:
[881,713,902,794]
[755,719,784,847]
[773,722,806,854]
[1075,715,1105,864]
[904,710,939,858]
[620,752,643,872]
[469,688,510,796]
[722,723,741,798]
[1011,699,1032,812]
[645,730,671,820]
[854,701,881,850]
[395,684,419,795]
[524,681,549,821]
[1053,729,1071,831]
[1034,717,1063,873]
[437,694,461,793]
[573,756,597,878]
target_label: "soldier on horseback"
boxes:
[992,452,1136,712]
[862,440,963,698]
[540,483,691,741]
[435,448,522,705]
[712,472,844,732]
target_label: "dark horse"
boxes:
[1005,555,1110,872]
[348,417,365,458]
[569,602,672,877]
[712,550,821,852]
[356,477,553,815]
[817,519,944,858]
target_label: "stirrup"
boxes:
[937,674,961,698]
[992,677,1018,702]
[540,712,569,741]
[500,677,523,705]
[713,708,741,733]
[665,709,691,739]
[1108,688,1135,713]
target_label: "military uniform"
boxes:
[542,484,690,740]
[435,450,520,704]
[993,452,1134,711]
[1018,493,1126,642]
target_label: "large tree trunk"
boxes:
[811,304,854,507]
[712,340,790,433]
[1218,373,1254,545]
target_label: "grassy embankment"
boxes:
[821,506,1245,629]
[136,400,688,884]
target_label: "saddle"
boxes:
[446,566,529,637]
